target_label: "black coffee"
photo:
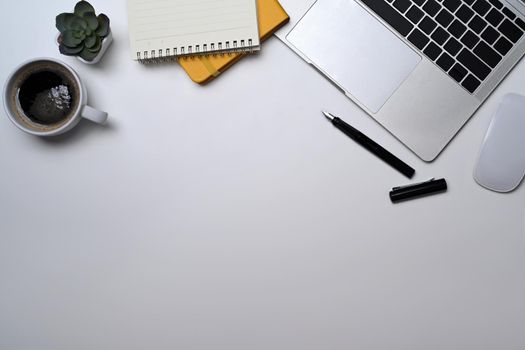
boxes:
[16,66,78,125]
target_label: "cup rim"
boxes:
[3,57,85,136]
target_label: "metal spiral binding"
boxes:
[137,39,255,64]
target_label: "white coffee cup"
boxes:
[3,57,107,136]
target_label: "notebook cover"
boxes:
[178,0,290,84]
[128,0,260,60]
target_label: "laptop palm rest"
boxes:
[286,0,421,113]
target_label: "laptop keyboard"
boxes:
[360,0,525,94]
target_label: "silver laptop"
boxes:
[276,0,525,161]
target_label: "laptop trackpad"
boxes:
[286,0,421,113]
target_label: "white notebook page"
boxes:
[128,0,260,60]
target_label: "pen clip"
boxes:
[393,178,435,190]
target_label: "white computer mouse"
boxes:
[474,93,525,193]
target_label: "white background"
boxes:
[1,1,524,349]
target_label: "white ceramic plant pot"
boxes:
[56,30,112,65]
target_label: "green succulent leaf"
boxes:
[59,43,84,56]
[56,13,76,32]
[96,14,110,37]
[79,47,99,61]
[85,34,98,48]
[71,30,86,41]
[62,30,83,47]
[70,16,88,31]
[84,12,99,30]
[74,1,95,17]
[88,37,102,52]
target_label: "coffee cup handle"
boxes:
[81,105,108,124]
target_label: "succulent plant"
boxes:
[56,1,110,62]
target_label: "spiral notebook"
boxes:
[179,0,289,84]
[127,0,261,63]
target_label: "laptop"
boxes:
[276,0,525,161]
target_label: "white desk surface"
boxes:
[1,1,524,349]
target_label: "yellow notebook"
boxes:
[178,0,289,84]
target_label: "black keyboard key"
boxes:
[407,6,425,24]
[457,49,491,80]
[516,18,525,31]
[456,5,474,23]
[449,63,468,82]
[413,0,425,5]
[423,0,441,17]
[481,26,499,44]
[464,0,475,4]
[494,36,513,55]
[449,20,467,38]
[443,0,461,13]
[444,37,462,55]
[462,74,481,93]
[408,28,430,49]
[468,15,488,33]
[499,19,524,43]
[461,30,480,49]
[361,0,414,36]
[436,9,454,27]
[432,26,450,45]
[424,42,443,60]
[473,41,502,68]
[420,16,438,34]
[437,52,455,71]
[393,0,411,13]
[486,8,504,27]
[502,7,516,20]
[488,0,503,9]
[473,0,491,16]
